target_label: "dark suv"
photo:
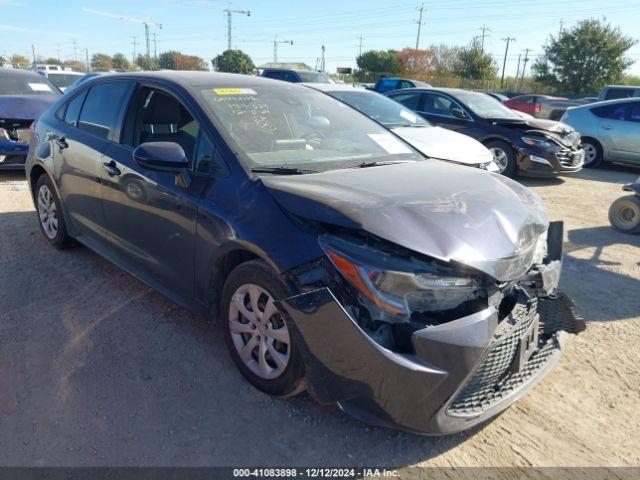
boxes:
[260,68,331,84]
[26,72,582,435]
[387,87,584,177]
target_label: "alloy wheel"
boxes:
[37,184,59,240]
[583,143,598,165]
[228,284,290,380]
[489,147,509,173]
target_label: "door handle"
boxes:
[102,160,121,176]
[601,124,613,130]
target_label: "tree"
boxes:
[356,50,399,74]
[0,56,5,67]
[430,44,461,78]
[532,19,636,95]
[213,50,254,74]
[158,51,208,71]
[136,54,154,71]
[43,57,62,65]
[111,53,130,71]
[159,50,180,70]
[397,48,434,75]
[64,60,87,72]
[10,54,30,69]
[91,53,113,71]
[453,39,497,80]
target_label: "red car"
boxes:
[504,94,568,117]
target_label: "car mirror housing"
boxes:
[133,142,189,172]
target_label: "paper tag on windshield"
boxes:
[368,133,412,154]
[28,83,52,92]
[400,109,417,123]
[213,88,256,95]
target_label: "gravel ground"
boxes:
[0,166,639,469]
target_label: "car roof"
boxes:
[0,68,50,81]
[302,82,366,92]
[47,70,85,76]
[79,71,298,89]
[571,96,640,110]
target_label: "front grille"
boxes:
[447,300,558,417]
[556,148,583,167]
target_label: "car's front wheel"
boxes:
[486,140,517,177]
[581,138,603,168]
[35,174,73,248]
[221,259,305,397]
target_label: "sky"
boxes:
[1,0,640,77]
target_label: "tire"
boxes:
[221,259,305,397]
[35,174,74,248]
[581,138,603,168]
[485,140,517,177]
[608,195,640,234]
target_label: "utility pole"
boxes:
[515,53,522,91]
[357,35,364,58]
[31,44,36,64]
[559,19,564,37]
[132,36,137,64]
[479,25,490,52]
[56,44,61,63]
[500,37,515,89]
[73,39,78,61]
[415,3,425,50]
[272,37,293,63]
[320,44,326,72]
[85,48,90,72]
[520,48,531,89]
[223,7,251,51]
[153,32,158,65]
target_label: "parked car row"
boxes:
[23,71,584,434]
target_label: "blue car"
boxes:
[0,68,60,169]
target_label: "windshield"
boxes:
[46,73,85,89]
[197,84,423,171]
[297,72,332,83]
[328,90,431,127]
[454,90,521,119]
[0,71,59,96]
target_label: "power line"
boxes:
[479,25,490,51]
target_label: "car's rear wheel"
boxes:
[486,140,517,177]
[35,174,73,248]
[582,138,603,168]
[609,195,640,234]
[221,259,305,397]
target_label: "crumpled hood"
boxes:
[262,161,549,281]
[492,117,579,147]
[392,125,494,165]
[0,95,59,121]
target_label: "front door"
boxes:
[99,86,206,299]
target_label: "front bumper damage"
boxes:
[276,222,585,435]
[0,123,31,169]
[517,146,584,177]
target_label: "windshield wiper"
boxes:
[251,166,318,175]
[352,160,414,169]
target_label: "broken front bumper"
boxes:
[0,138,29,169]
[276,223,585,435]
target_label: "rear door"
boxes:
[52,81,132,242]
[593,101,640,162]
[99,83,209,300]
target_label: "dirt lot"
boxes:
[0,166,639,469]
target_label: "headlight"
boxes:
[522,136,555,149]
[322,240,483,319]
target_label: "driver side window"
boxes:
[123,87,199,168]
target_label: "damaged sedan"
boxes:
[26,72,584,435]
[0,68,60,169]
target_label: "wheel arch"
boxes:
[581,136,605,156]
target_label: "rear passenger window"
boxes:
[78,82,130,139]
[63,91,86,127]
[592,103,629,120]
[389,92,422,110]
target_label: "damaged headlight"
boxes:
[522,136,555,149]
[322,238,484,319]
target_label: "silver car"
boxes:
[560,98,640,168]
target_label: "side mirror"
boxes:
[133,142,189,172]
[451,107,467,120]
